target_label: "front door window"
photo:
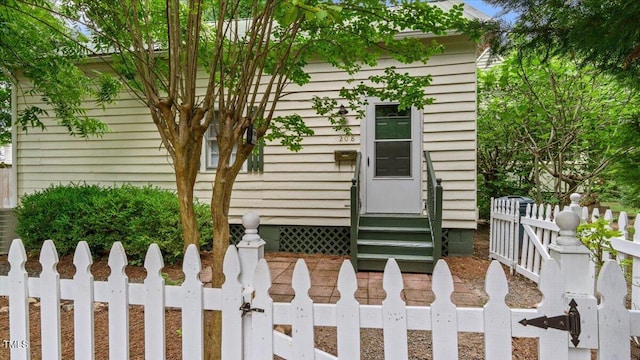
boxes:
[374,105,412,177]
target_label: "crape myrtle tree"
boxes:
[12,0,474,357]
[478,50,639,205]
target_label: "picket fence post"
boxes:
[545,208,598,359]
[235,211,266,359]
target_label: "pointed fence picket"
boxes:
[483,261,511,359]
[431,260,457,360]
[7,239,29,360]
[4,233,640,359]
[39,240,61,360]
[108,242,129,360]
[336,261,359,358]
[182,245,204,359]
[536,260,568,359]
[598,261,631,359]
[73,241,95,360]
[143,244,166,360]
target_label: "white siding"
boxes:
[15,35,477,230]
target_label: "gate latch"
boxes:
[240,302,264,317]
[519,299,581,347]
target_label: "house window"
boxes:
[203,123,264,173]
[205,124,236,170]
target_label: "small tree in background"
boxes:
[481,1,640,208]
[577,218,623,273]
[478,50,639,209]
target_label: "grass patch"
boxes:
[600,201,640,217]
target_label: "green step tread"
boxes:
[357,239,433,248]
[357,253,434,262]
[358,226,430,233]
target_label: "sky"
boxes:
[462,0,518,22]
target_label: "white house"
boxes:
[10,1,489,272]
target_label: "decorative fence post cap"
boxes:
[241,211,261,242]
[570,193,581,203]
[242,211,260,229]
[555,210,582,246]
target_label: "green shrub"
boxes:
[15,183,212,264]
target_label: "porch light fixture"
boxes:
[338,104,348,118]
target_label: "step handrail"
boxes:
[424,150,443,260]
[350,152,362,270]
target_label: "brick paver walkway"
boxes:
[264,253,478,306]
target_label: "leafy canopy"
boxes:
[485,0,640,82]
[1,1,121,139]
[47,0,474,152]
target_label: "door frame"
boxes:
[361,98,423,214]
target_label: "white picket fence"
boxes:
[490,194,640,308]
[3,237,640,359]
[3,207,640,359]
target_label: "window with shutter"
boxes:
[202,121,264,173]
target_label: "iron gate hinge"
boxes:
[240,301,264,317]
[519,299,581,347]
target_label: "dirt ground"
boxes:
[1,223,639,359]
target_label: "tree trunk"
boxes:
[204,165,235,360]
[175,171,200,249]
[534,155,542,203]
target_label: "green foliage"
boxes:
[15,184,212,264]
[477,50,640,205]
[483,1,640,210]
[476,174,528,220]
[577,218,623,271]
[0,78,10,145]
[264,114,315,152]
[485,0,640,82]
[0,2,121,138]
[50,0,474,154]
[162,272,183,286]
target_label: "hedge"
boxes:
[15,183,212,264]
